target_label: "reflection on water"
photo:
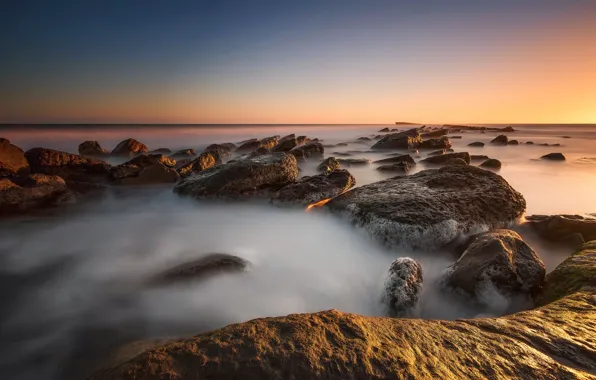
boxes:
[0,124,595,379]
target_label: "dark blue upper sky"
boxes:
[2,0,595,123]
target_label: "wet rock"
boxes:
[289,142,324,160]
[490,135,509,145]
[236,140,263,152]
[169,149,197,159]
[25,148,111,183]
[150,148,172,155]
[468,142,485,147]
[427,149,445,156]
[442,230,545,305]
[382,257,423,317]
[420,129,448,138]
[111,138,149,157]
[541,153,565,161]
[444,158,467,166]
[271,169,355,206]
[420,152,471,165]
[326,165,526,250]
[0,174,74,215]
[271,135,298,153]
[110,154,180,185]
[526,141,534,145]
[177,152,219,178]
[471,155,489,162]
[248,147,270,158]
[174,153,298,199]
[78,141,108,157]
[419,137,452,150]
[376,162,411,174]
[480,159,502,170]
[317,157,341,172]
[508,140,519,145]
[204,143,234,158]
[260,136,279,150]
[373,155,415,165]
[371,129,422,150]
[296,136,309,145]
[0,138,29,175]
[153,253,249,285]
[525,214,596,244]
[337,158,371,166]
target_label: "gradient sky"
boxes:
[1,0,595,124]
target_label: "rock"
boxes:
[152,253,249,285]
[288,142,324,160]
[271,169,355,206]
[451,136,462,139]
[508,140,519,145]
[296,136,309,145]
[174,158,192,168]
[332,152,352,157]
[337,158,371,166]
[525,214,596,244]
[535,241,596,307]
[317,157,341,172]
[420,152,471,165]
[169,149,197,159]
[539,143,550,147]
[444,158,468,166]
[371,129,422,150]
[376,162,411,174]
[236,140,263,152]
[490,135,509,145]
[110,155,180,185]
[326,165,526,250]
[373,155,415,165]
[91,288,596,379]
[0,138,29,175]
[150,148,172,154]
[382,257,423,317]
[357,137,372,141]
[78,141,108,156]
[177,152,219,178]
[471,155,489,162]
[541,153,565,161]
[419,137,452,150]
[468,142,485,147]
[378,127,390,132]
[480,159,502,170]
[551,143,561,147]
[526,141,534,145]
[248,147,270,158]
[335,143,348,147]
[174,153,299,199]
[25,148,111,183]
[0,174,74,215]
[421,129,448,138]
[204,143,234,158]
[260,136,279,150]
[442,230,545,305]
[562,136,571,139]
[111,138,149,157]
[271,135,298,153]
[427,149,446,156]
[502,126,515,132]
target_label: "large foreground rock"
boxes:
[174,153,299,199]
[0,174,73,215]
[442,230,545,305]
[371,129,422,150]
[110,154,179,185]
[326,166,526,250]
[111,138,149,157]
[271,169,355,206]
[382,257,423,317]
[25,148,111,183]
[0,138,29,175]
[526,214,596,245]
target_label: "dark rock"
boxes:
[289,142,324,160]
[480,159,502,170]
[382,257,423,317]
[541,153,565,161]
[371,129,422,150]
[317,157,341,172]
[25,148,111,183]
[379,127,391,132]
[0,138,29,175]
[174,158,192,168]
[421,129,448,138]
[204,143,234,158]
[420,152,471,165]
[442,230,545,305]
[337,158,371,166]
[326,165,526,250]
[490,135,509,145]
[153,253,249,285]
[174,153,299,199]
[236,140,263,152]
[508,140,519,145]
[502,126,515,132]
[271,135,298,152]
[0,174,74,215]
[248,147,270,158]
[419,137,452,150]
[357,137,372,141]
[78,141,108,156]
[551,143,561,147]
[335,143,348,147]
[427,149,446,156]
[332,152,352,157]
[526,141,534,145]
[444,158,467,166]
[468,142,485,147]
[377,162,411,174]
[561,136,571,139]
[110,154,180,185]
[525,214,596,244]
[150,148,172,154]
[271,169,355,206]
[260,136,279,150]
[374,155,415,165]
[169,149,197,159]
[539,143,550,147]
[451,136,462,139]
[296,136,310,145]
[471,155,490,162]
[111,138,149,157]
[177,152,219,178]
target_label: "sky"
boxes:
[1,0,596,124]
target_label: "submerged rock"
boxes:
[78,141,108,157]
[376,162,411,174]
[25,148,111,183]
[371,129,422,150]
[420,129,448,138]
[111,138,149,157]
[152,253,249,285]
[236,140,262,152]
[271,169,355,206]
[176,152,219,178]
[442,230,545,306]
[427,149,446,156]
[0,174,73,215]
[110,154,179,185]
[317,157,340,172]
[174,153,298,199]
[490,135,509,145]
[373,154,415,165]
[0,138,29,176]
[326,165,526,250]
[508,140,519,145]
[468,142,485,147]
[480,158,502,170]
[541,153,566,161]
[419,137,452,150]
[525,214,596,244]
[420,152,471,165]
[150,148,173,155]
[444,158,468,166]
[169,149,197,159]
[471,155,490,162]
[337,158,371,166]
[381,257,423,317]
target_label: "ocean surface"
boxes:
[1,123,595,379]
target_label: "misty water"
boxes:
[1,124,596,379]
